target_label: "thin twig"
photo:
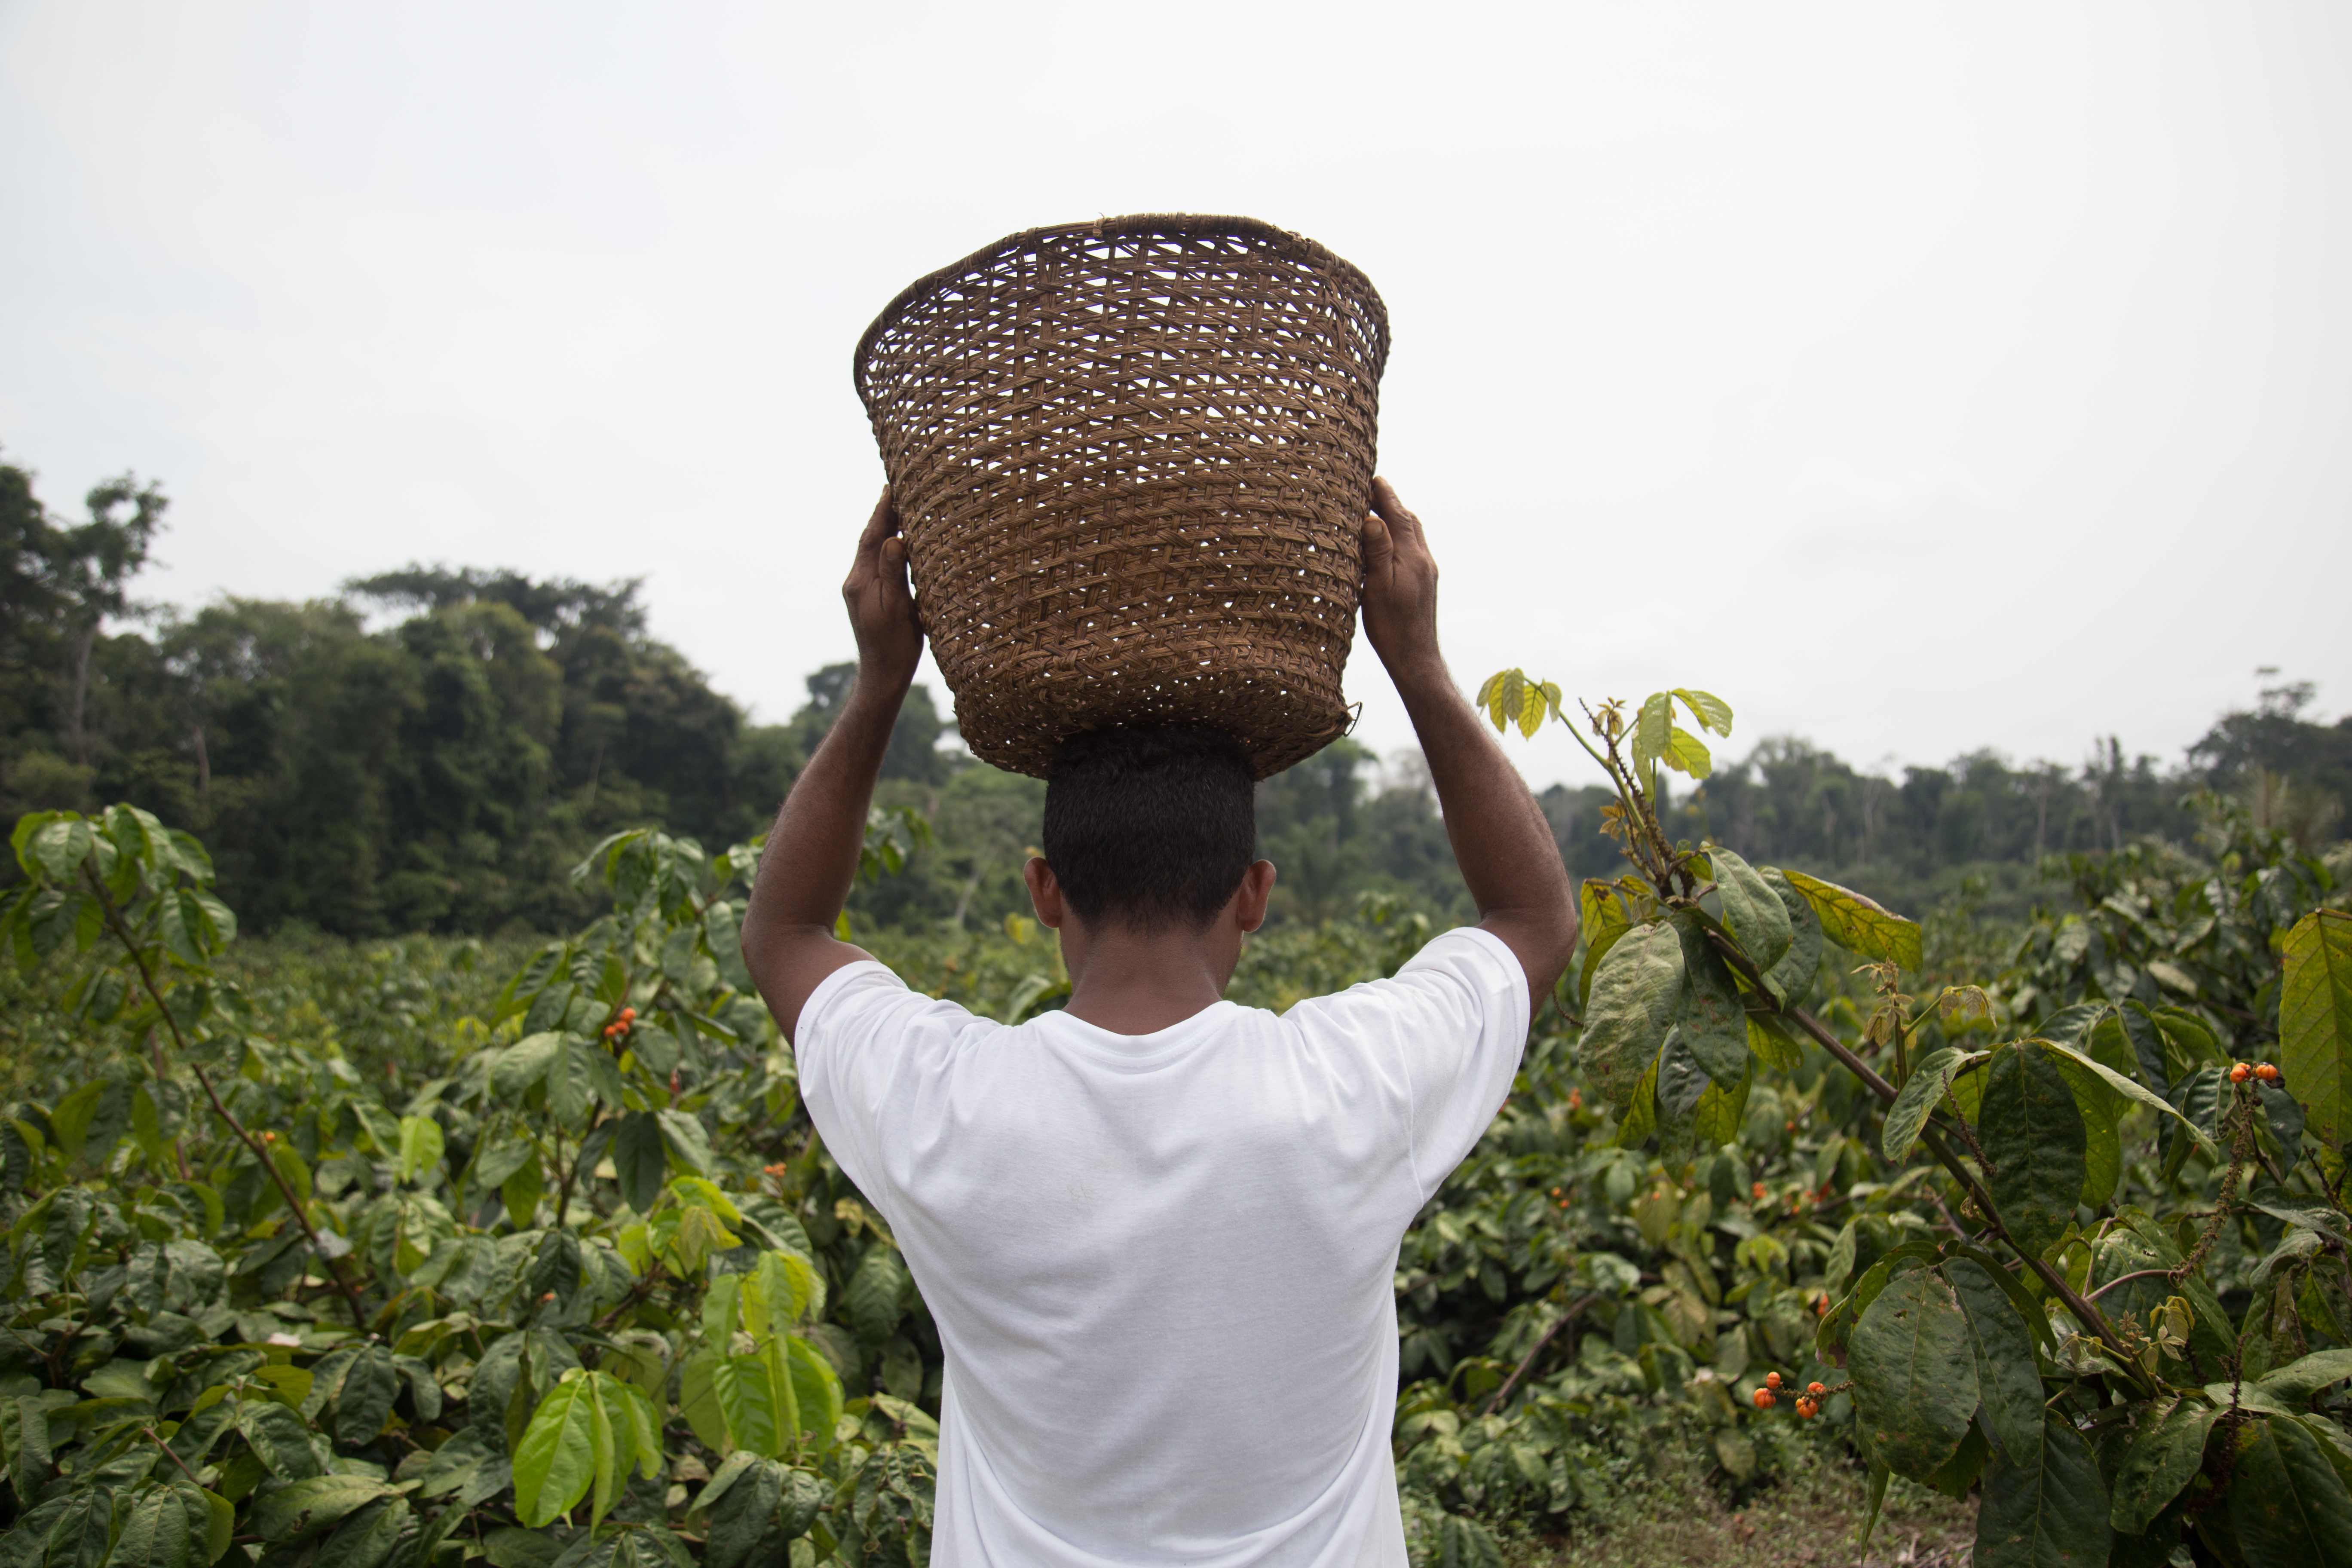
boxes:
[1484,1295,1594,1416]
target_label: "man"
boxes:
[741,479,1577,1566]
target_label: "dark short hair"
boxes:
[1042,725,1257,929]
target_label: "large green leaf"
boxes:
[514,1375,598,1528]
[1574,920,1683,1114]
[2110,1397,2219,1536]
[1709,847,1791,976]
[1780,869,1922,970]
[312,1498,410,1568]
[713,1354,783,1459]
[2280,910,2352,1155]
[704,1457,784,1568]
[847,1246,910,1345]
[1975,1415,2113,1568]
[1979,1043,2087,1259]
[236,1398,323,1482]
[1847,1268,1979,1479]
[1882,1048,1972,1161]
[1945,1258,2044,1471]
[612,1112,666,1216]
[109,1488,193,1568]
[1670,915,1749,1084]
[1757,868,1823,1008]
[783,1336,842,1451]
[250,1477,397,1542]
[677,1349,728,1455]
[329,1345,398,1446]
[2255,1348,2352,1407]
[2228,1413,2352,1568]
[2043,1039,2221,1162]
[2048,1052,2121,1209]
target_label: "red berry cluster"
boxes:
[2228,1062,2280,1084]
[1751,1372,1831,1418]
[603,1006,639,1041]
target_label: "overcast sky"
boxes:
[3,2,2345,793]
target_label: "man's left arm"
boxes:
[741,489,923,1042]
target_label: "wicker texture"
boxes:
[855,214,1390,779]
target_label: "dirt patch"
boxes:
[1510,1457,1976,1568]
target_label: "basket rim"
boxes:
[851,212,1390,410]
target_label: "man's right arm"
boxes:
[1357,479,1578,1009]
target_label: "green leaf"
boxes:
[1661,725,1712,779]
[704,1456,785,1568]
[2110,1397,2219,1536]
[1614,1057,1660,1148]
[514,1376,598,1528]
[655,1109,713,1177]
[2256,1348,2352,1407]
[783,1336,842,1451]
[312,1498,410,1568]
[48,1081,105,1164]
[1671,914,1749,1084]
[2280,910,2352,1155]
[236,1397,324,1481]
[1975,1415,2113,1568]
[493,1033,564,1096]
[1979,1043,2088,1260]
[2042,1038,2222,1162]
[1848,1268,1979,1479]
[1779,868,1922,971]
[110,1487,194,1568]
[1757,869,1823,1008]
[2229,1413,2352,1568]
[677,1349,728,1454]
[1746,1012,1804,1073]
[330,1345,399,1446]
[1945,1258,2045,1471]
[1576,880,1634,1012]
[2047,1052,2121,1209]
[398,1116,444,1185]
[847,1246,910,1344]
[1672,688,1733,737]
[1882,1048,1972,1161]
[249,1477,398,1542]
[612,1113,665,1216]
[1631,693,1672,785]
[1709,847,1792,978]
[713,1355,782,1459]
[1688,1057,1754,1148]
[1574,920,1683,1114]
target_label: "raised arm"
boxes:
[1358,478,1577,1009]
[741,490,924,1041]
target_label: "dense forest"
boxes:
[4,456,2347,935]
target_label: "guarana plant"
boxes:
[1433,670,2352,1566]
[0,803,947,1568]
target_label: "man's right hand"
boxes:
[1359,478,1442,679]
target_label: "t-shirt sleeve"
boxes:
[791,961,968,1210]
[1286,925,1531,1201]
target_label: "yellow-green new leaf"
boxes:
[398,1116,444,1184]
[514,1373,598,1527]
[1780,869,1922,971]
[1672,689,1733,737]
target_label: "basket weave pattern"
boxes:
[855,214,1390,779]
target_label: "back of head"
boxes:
[1042,725,1257,930]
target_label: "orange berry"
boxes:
[541,1291,555,1302]
[1808,1381,1825,1396]
[620,1007,637,1022]
[1753,1389,1775,1409]
[2229,1063,2251,1083]
[1566,1090,1583,1110]
[2255,1063,2279,1082]
[1785,1120,1797,1132]
[1752,1182,1768,1200]
[1765,1372,1782,1389]
[1796,1399,1817,1418]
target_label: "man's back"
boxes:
[797,927,1528,1566]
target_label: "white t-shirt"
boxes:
[793,925,1529,1568]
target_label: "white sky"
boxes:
[3,2,2346,793]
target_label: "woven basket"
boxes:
[854,213,1390,779]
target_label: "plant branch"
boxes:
[1700,925,2153,1392]
[143,1425,208,1490]
[84,867,369,1326]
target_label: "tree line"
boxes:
[4,453,2345,936]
